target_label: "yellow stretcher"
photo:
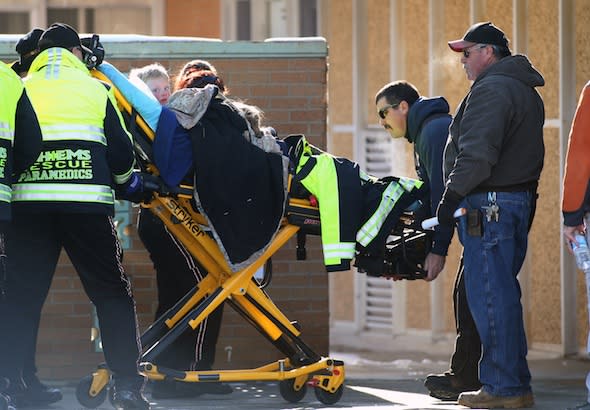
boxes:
[76,68,431,409]
[73,70,346,408]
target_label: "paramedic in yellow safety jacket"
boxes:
[0,23,151,410]
[6,29,65,409]
[0,62,43,409]
[0,62,42,223]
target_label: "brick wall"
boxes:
[28,40,329,380]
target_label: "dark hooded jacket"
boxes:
[190,97,286,270]
[406,97,453,255]
[444,54,545,196]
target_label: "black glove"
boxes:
[141,173,163,193]
[117,172,163,203]
[436,188,463,227]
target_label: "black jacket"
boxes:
[190,97,286,270]
[13,91,42,180]
[444,54,545,196]
[0,90,42,222]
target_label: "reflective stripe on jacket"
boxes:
[356,177,423,246]
[293,135,423,272]
[15,48,134,214]
[0,62,23,212]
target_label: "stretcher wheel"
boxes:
[314,384,343,405]
[75,375,107,408]
[279,379,307,403]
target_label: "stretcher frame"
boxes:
[75,70,346,408]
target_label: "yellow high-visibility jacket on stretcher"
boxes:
[287,134,425,272]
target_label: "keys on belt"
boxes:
[482,192,500,222]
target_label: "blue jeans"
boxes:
[458,191,532,396]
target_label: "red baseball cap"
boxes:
[448,21,509,52]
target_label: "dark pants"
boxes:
[0,212,142,385]
[137,209,223,371]
[21,315,41,384]
[449,257,482,387]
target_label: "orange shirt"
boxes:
[563,82,590,214]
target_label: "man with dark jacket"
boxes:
[436,21,544,409]
[376,82,483,402]
[375,81,453,280]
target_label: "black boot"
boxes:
[0,391,18,410]
[4,375,62,408]
[2,377,26,408]
[0,378,17,410]
[424,371,481,401]
[22,373,62,405]
[112,378,151,410]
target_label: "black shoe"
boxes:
[424,372,481,401]
[112,389,151,410]
[21,374,62,405]
[0,392,17,410]
[2,378,26,409]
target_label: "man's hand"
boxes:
[564,224,585,255]
[141,173,163,193]
[436,188,463,227]
[117,172,164,203]
[423,253,446,281]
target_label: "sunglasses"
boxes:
[378,102,400,119]
[463,44,487,58]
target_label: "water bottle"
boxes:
[585,213,590,250]
[572,233,590,272]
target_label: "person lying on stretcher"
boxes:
[97,58,290,273]
[92,43,430,279]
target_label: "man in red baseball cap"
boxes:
[433,21,544,409]
[447,21,509,52]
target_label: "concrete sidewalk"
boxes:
[22,342,589,410]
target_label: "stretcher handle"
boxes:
[421,208,467,230]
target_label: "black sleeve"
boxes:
[421,118,454,255]
[13,90,42,178]
[104,98,136,181]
